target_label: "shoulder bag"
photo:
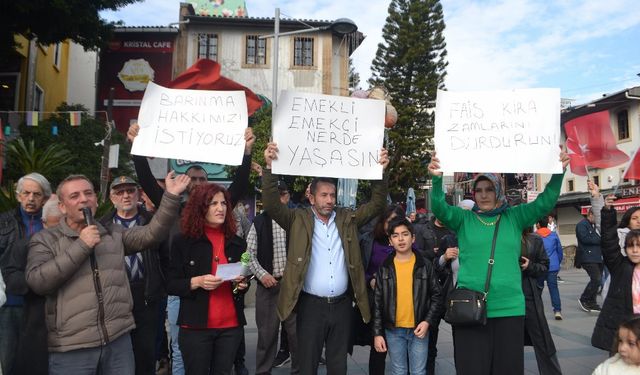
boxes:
[444,214,501,326]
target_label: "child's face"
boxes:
[389,225,415,254]
[618,327,640,366]
[626,238,640,264]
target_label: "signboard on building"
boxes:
[97,31,176,133]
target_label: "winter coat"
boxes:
[591,207,637,352]
[262,169,388,323]
[576,218,603,264]
[26,192,180,353]
[522,234,557,357]
[373,250,444,336]
[536,228,563,272]
[167,233,248,327]
[99,208,170,303]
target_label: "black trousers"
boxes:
[179,326,243,375]
[580,263,603,304]
[296,292,352,375]
[427,322,439,373]
[453,316,525,375]
[130,283,160,375]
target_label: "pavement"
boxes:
[239,268,609,374]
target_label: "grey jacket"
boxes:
[26,192,180,352]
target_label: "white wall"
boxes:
[66,42,97,112]
[185,25,346,100]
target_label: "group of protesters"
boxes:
[1,121,640,375]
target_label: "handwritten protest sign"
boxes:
[271,91,385,179]
[434,88,561,174]
[131,82,247,165]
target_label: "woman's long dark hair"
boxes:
[373,205,405,243]
[619,207,640,229]
[180,183,237,239]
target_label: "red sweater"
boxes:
[204,226,238,328]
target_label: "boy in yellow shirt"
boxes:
[373,218,444,374]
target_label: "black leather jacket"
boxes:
[373,250,444,336]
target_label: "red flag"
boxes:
[169,59,263,116]
[564,110,629,170]
[567,146,588,176]
[623,148,640,181]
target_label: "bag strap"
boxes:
[483,214,501,297]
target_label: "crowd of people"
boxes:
[0,126,639,375]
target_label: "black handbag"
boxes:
[444,215,501,327]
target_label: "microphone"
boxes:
[81,207,96,226]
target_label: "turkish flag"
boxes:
[623,148,640,181]
[169,59,264,116]
[567,147,588,176]
[564,110,629,170]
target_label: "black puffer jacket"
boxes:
[591,207,636,352]
[373,250,443,336]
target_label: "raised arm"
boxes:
[228,128,255,206]
[427,152,464,232]
[588,180,604,233]
[600,198,625,271]
[122,173,189,254]
[353,148,390,227]
[128,123,165,207]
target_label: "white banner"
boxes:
[272,91,385,179]
[131,82,247,165]
[434,88,562,174]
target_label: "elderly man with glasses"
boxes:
[0,172,51,375]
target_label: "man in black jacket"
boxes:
[575,208,603,312]
[100,176,170,375]
[0,172,51,375]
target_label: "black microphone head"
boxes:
[80,207,95,226]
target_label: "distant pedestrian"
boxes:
[536,217,564,320]
[576,208,603,313]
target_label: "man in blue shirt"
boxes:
[262,142,389,374]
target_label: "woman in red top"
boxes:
[167,183,249,375]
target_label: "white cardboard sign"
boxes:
[131,82,247,165]
[272,91,385,179]
[434,88,562,174]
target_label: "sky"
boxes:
[102,0,640,105]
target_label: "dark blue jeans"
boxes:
[538,271,562,312]
[580,263,602,304]
[0,305,23,374]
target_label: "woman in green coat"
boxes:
[427,151,569,375]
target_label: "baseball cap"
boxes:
[110,176,139,191]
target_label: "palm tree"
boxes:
[7,138,74,174]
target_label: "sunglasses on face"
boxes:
[113,187,137,196]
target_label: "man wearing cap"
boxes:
[247,180,299,375]
[0,172,51,375]
[98,176,169,375]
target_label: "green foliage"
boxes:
[4,102,133,191]
[7,138,74,174]
[0,181,18,213]
[1,0,140,61]
[369,0,448,196]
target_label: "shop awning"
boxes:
[580,197,640,215]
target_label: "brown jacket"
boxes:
[262,170,388,323]
[26,192,180,352]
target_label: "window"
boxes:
[245,35,267,65]
[197,34,218,61]
[567,179,574,192]
[617,109,629,140]
[33,84,44,111]
[592,175,600,187]
[293,37,314,67]
[53,43,62,69]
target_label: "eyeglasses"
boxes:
[113,187,137,196]
[18,190,44,199]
